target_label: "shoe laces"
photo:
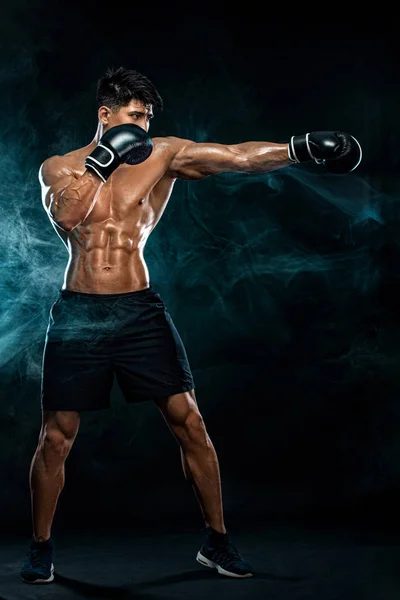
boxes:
[28,547,51,568]
[211,541,242,564]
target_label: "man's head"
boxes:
[96,66,163,133]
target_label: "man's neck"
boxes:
[91,121,103,145]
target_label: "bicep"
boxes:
[168,138,247,180]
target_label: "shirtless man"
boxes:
[20,66,361,584]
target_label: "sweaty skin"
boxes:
[40,100,292,293]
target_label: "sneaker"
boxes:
[196,528,254,578]
[20,537,55,584]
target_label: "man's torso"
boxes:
[53,137,177,294]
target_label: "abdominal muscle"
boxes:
[61,224,152,294]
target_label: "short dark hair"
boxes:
[96,66,163,112]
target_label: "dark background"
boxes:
[0,9,399,535]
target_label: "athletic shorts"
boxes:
[40,286,195,411]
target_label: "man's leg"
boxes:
[155,389,226,534]
[30,410,81,541]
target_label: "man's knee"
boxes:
[182,410,209,446]
[39,410,80,455]
[40,429,73,455]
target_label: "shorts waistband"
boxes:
[59,285,154,301]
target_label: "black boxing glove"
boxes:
[85,124,153,182]
[288,131,362,174]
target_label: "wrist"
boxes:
[287,140,297,163]
[85,145,120,182]
[288,134,317,164]
[84,168,105,184]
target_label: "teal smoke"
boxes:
[0,46,390,386]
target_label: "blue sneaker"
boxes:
[196,527,254,578]
[20,537,55,584]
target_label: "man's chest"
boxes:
[69,159,161,223]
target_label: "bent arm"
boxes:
[166,137,292,180]
[40,156,103,231]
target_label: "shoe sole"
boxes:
[21,563,55,584]
[196,551,253,578]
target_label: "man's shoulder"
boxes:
[152,136,193,153]
[41,141,94,174]
[39,152,78,185]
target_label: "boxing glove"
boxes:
[85,124,153,182]
[288,131,362,174]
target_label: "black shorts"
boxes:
[41,286,195,411]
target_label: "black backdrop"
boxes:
[0,11,399,533]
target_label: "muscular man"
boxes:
[20,66,361,584]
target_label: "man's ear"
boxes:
[98,105,110,126]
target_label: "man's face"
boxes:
[99,99,154,133]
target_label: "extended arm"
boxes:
[167,138,291,179]
[166,131,362,180]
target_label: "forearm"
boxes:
[49,170,103,231]
[233,141,291,173]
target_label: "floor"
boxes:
[0,522,399,599]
